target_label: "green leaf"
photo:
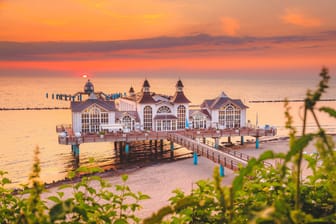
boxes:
[48,196,61,203]
[49,203,66,221]
[286,134,314,162]
[58,184,72,190]
[320,106,336,118]
[121,174,128,182]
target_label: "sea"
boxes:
[1,75,336,187]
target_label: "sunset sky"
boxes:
[1,0,336,77]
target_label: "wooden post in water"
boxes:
[160,139,164,154]
[214,138,219,149]
[154,140,158,160]
[119,142,124,162]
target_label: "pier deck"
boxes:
[57,126,276,145]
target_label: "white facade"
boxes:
[71,80,248,134]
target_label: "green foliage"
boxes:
[0,149,149,223]
[48,165,150,223]
[145,68,336,223]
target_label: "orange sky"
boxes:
[0,0,336,77]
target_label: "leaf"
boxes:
[121,174,128,182]
[48,196,61,203]
[319,106,336,118]
[285,134,314,162]
[58,184,73,190]
[57,191,64,198]
[49,203,66,221]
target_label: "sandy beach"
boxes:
[42,136,333,219]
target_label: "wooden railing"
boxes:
[168,133,248,171]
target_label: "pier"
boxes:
[55,79,277,173]
[57,125,276,172]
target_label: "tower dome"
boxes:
[84,79,94,94]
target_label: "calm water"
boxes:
[1,75,336,187]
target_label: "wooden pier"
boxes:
[57,125,276,171]
[57,126,277,146]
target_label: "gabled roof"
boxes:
[200,99,215,108]
[201,93,248,110]
[137,92,156,104]
[189,109,211,119]
[171,92,191,104]
[71,99,116,112]
[116,111,140,122]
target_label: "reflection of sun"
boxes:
[82,74,87,78]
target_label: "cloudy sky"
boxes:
[1,0,335,77]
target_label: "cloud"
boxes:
[0,31,334,61]
[281,9,321,27]
[221,17,240,36]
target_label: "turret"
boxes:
[84,80,94,95]
[142,79,150,93]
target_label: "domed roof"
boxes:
[84,79,94,94]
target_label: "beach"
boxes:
[42,136,332,219]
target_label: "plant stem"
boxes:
[296,106,307,210]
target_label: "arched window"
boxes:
[143,106,152,130]
[225,105,235,128]
[157,106,171,114]
[177,105,186,129]
[218,104,240,128]
[192,113,207,129]
[122,115,132,130]
[81,105,109,133]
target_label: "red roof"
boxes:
[137,92,156,104]
[171,92,191,104]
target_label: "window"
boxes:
[193,113,207,129]
[218,104,241,128]
[122,115,132,130]
[157,106,171,113]
[143,106,152,130]
[177,105,186,129]
[81,105,109,133]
